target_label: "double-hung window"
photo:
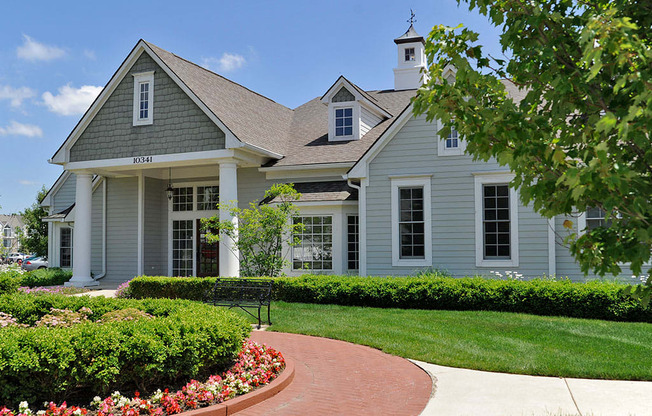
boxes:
[585,207,611,230]
[335,107,353,137]
[437,120,465,156]
[347,215,359,270]
[132,71,154,126]
[391,176,432,267]
[474,173,519,267]
[405,47,415,61]
[292,216,333,271]
[60,227,73,268]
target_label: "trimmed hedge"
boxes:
[0,268,72,294]
[128,275,652,322]
[0,293,250,407]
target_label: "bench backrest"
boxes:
[206,278,273,305]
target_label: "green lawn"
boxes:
[247,302,652,381]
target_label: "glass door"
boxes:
[196,219,219,277]
[172,220,194,276]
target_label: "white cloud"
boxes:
[201,52,246,73]
[0,121,43,138]
[42,84,102,116]
[0,85,36,107]
[16,35,65,61]
[84,49,96,60]
[18,180,37,186]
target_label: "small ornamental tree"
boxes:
[412,0,651,290]
[18,186,49,257]
[202,184,303,277]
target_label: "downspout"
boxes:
[346,177,367,276]
[93,178,107,280]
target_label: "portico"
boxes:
[62,149,260,287]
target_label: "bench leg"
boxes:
[268,304,272,326]
[257,307,261,329]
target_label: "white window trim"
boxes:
[329,102,360,142]
[474,172,519,267]
[291,214,335,272]
[391,175,432,267]
[437,119,466,156]
[132,71,154,126]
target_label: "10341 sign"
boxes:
[133,156,153,164]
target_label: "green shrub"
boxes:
[0,293,250,407]
[0,273,19,294]
[127,275,652,323]
[19,267,72,287]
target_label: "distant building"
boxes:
[0,214,24,253]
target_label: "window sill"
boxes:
[393,258,431,267]
[476,258,519,268]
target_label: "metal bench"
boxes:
[204,278,273,329]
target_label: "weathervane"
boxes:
[407,9,416,25]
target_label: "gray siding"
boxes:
[70,52,225,162]
[361,107,382,137]
[91,181,104,276]
[237,167,278,209]
[144,177,167,276]
[52,174,76,212]
[104,177,138,283]
[332,87,355,102]
[366,114,550,278]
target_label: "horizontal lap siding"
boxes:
[144,177,167,276]
[105,178,137,282]
[366,114,549,278]
[237,167,279,209]
[52,174,76,212]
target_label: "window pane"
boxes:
[483,184,511,259]
[293,216,334,270]
[398,186,426,259]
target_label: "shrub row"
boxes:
[0,267,72,294]
[128,275,652,322]
[0,293,250,407]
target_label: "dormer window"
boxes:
[132,71,154,126]
[405,47,415,61]
[335,108,353,137]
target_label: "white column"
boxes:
[67,173,98,287]
[359,178,368,277]
[219,161,240,277]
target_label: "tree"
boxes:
[413,0,651,283]
[202,184,303,277]
[18,186,49,257]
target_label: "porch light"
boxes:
[166,167,174,200]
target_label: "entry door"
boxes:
[196,219,219,277]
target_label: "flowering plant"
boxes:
[0,340,284,416]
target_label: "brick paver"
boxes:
[240,332,432,416]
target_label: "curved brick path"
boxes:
[240,331,432,416]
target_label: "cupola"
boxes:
[393,14,427,90]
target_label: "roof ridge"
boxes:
[143,40,293,112]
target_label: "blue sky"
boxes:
[0,0,502,214]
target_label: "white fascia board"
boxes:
[347,103,414,179]
[64,149,236,172]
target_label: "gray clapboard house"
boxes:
[41,26,633,287]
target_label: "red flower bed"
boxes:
[0,340,284,416]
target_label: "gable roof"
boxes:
[144,41,294,155]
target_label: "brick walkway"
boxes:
[240,332,432,416]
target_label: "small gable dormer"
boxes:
[321,76,391,142]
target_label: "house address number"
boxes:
[133,156,153,164]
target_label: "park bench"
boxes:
[204,278,273,329]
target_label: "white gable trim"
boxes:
[40,171,72,207]
[50,41,266,165]
[347,103,414,179]
[320,77,391,119]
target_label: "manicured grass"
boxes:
[248,302,652,381]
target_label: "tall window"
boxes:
[60,227,73,268]
[335,108,353,137]
[347,215,359,270]
[399,187,425,259]
[446,125,459,149]
[197,186,219,210]
[132,72,154,125]
[482,184,511,259]
[138,81,150,120]
[586,207,611,230]
[172,220,193,276]
[292,216,333,270]
[173,187,194,212]
[3,226,10,238]
[405,47,415,61]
